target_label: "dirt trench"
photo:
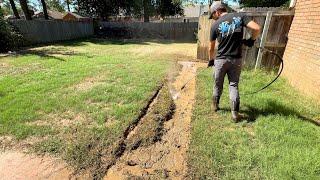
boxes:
[0,61,205,180]
[105,61,203,179]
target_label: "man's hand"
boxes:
[242,37,256,47]
[208,59,215,67]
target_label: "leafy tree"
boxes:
[76,0,183,20]
[157,0,183,18]
[77,0,119,20]
[0,10,25,52]
[47,0,65,12]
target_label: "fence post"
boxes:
[255,11,273,70]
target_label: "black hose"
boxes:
[179,46,284,95]
[241,46,284,95]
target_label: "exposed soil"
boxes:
[0,151,72,179]
[0,61,204,180]
[104,61,202,179]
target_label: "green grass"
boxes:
[0,38,193,177]
[188,68,320,179]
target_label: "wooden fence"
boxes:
[197,10,294,70]
[99,22,198,41]
[10,20,94,44]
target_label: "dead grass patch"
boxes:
[71,75,106,91]
[0,63,44,76]
[29,110,95,128]
[128,43,197,61]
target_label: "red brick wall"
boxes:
[283,0,320,100]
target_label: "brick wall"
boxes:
[283,0,320,100]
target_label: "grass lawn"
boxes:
[0,39,195,177]
[188,68,320,179]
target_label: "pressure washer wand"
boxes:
[180,66,209,90]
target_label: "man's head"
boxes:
[208,1,227,20]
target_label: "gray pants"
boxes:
[213,58,242,111]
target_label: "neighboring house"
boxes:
[163,4,209,22]
[63,12,91,21]
[4,15,16,20]
[184,4,209,18]
[5,15,27,20]
[282,0,320,99]
[33,10,64,20]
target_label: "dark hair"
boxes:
[217,7,227,13]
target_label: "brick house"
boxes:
[283,0,320,99]
[63,12,91,22]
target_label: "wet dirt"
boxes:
[104,61,205,179]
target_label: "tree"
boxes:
[77,0,124,20]
[19,0,32,20]
[47,0,65,12]
[157,0,183,18]
[9,0,20,18]
[242,0,289,7]
[76,0,183,20]
[66,0,70,12]
[40,0,49,19]
[143,0,150,22]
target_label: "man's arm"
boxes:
[246,20,261,40]
[208,40,216,67]
[242,20,261,47]
[209,40,216,60]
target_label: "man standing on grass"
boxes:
[208,1,261,122]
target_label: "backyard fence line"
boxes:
[10,20,94,44]
[99,22,199,41]
[197,10,294,70]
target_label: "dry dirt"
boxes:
[104,61,205,179]
[0,151,72,180]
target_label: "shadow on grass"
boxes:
[241,100,320,126]
[13,38,194,61]
[16,47,94,61]
[9,38,195,60]
[60,38,195,47]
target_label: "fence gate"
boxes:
[197,10,294,70]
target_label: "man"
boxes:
[208,1,261,122]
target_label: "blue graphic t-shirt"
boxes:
[210,13,251,59]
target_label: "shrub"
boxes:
[0,10,25,53]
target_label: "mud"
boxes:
[104,61,202,179]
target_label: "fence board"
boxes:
[255,11,273,69]
[10,20,94,44]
